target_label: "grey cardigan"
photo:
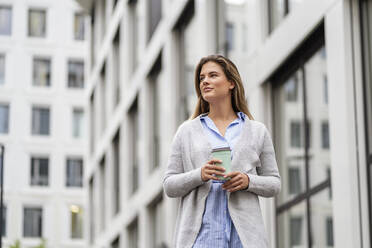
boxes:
[163,116,281,248]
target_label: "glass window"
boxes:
[277,201,308,247]
[129,101,139,193]
[2,206,6,237]
[72,108,84,138]
[23,207,42,237]
[288,167,301,194]
[31,157,49,186]
[274,42,333,247]
[70,205,83,239]
[33,58,51,87]
[0,54,5,85]
[326,217,334,246]
[0,104,9,134]
[148,0,162,42]
[113,132,120,214]
[32,106,50,135]
[129,0,139,72]
[89,178,95,244]
[0,6,11,35]
[323,75,328,104]
[74,13,85,40]
[285,75,298,101]
[290,121,301,148]
[149,58,161,171]
[226,22,234,53]
[175,1,202,120]
[113,28,120,107]
[66,158,83,187]
[28,9,46,37]
[128,218,139,248]
[99,157,106,231]
[290,216,303,246]
[321,121,329,149]
[68,60,84,88]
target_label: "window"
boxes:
[288,167,301,194]
[129,100,139,193]
[28,9,46,37]
[99,157,106,231]
[0,54,5,85]
[128,218,139,248]
[66,158,83,187]
[33,58,51,87]
[326,217,334,246]
[149,56,161,171]
[290,121,301,148]
[23,207,42,237]
[113,28,120,107]
[32,107,50,135]
[321,121,329,149]
[31,157,49,186]
[174,0,200,120]
[74,13,85,40]
[113,131,120,214]
[89,178,95,244]
[274,29,333,247]
[2,206,6,237]
[0,6,11,35]
[70,205,83,239]
[147,0,162,42]
[285,74,298,101]
[226,22,234,53]
[323,75,328,104]
[129,0,139,72]
[72,108,84,138]
[0,104,9,134]
[68,60,84,88]
[290,217,302,246]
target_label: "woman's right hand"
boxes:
[201,159,226,182]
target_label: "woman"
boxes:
[163,55,281,248]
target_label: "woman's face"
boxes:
[199,61,235,103]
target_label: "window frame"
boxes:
[271,24,332,248]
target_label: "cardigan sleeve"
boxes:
[163,125,205,198]
[245,125,281,197]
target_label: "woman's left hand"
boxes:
[222,172,250,193]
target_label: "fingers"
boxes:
[201,162,226,182]
[222,172,249,192]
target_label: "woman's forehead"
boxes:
[200,62,222,74]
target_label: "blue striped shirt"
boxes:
[193,112,245,248]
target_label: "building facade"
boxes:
[77,0,372,247]
[0,0,88,247]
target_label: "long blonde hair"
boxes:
[190,54,254,120]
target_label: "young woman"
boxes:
[163,55,281,248]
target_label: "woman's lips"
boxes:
[203,87,213,92]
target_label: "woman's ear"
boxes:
[229,81,235,90]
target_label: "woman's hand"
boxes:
[222,172,250,192]
[201,159,226,182]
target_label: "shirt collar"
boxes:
[199,112,246,122]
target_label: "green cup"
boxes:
[211,147,232,181]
